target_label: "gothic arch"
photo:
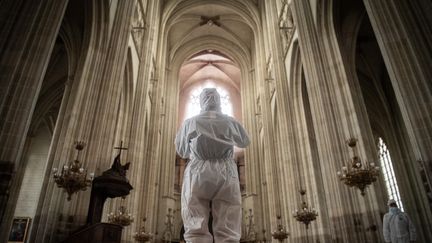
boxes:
[29,1,113,241]
[123,48,135,116]
[288,40,329,241]
[169,36,253,127]
[162,0,262,81]
[27,2,89,138]
[170,36,250,75]
[114,47,135,143]
[325,1,432,241]
[28,78,66,136]
[160,0,263,131]
[151,2,262,235]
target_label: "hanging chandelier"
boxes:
[52,141,94,200]
[271,215,289,242]
[337,138,380,196]
[134,218,153,242]
[107,198,134,226]
[293,189,318,229]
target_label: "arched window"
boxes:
[184,85,233,120]
[378,137,404,210]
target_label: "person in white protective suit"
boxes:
[175,88,250,243]
[383,199,416,243]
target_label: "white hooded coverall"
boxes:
[383,207,416,243]
[175,88,250,243]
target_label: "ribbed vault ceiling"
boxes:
[179,52,240,92]
[167,1,255,123]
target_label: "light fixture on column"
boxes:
[261,229,268,243]
[107,198,134,226]
[134,218,153,242]
[337,138,380,196]
[162,208,175,241]
[52,141,94,200]
[242,208,257,241]
[271,215,289,242]
[293,189,318,229]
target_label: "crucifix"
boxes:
[114,140,128,156]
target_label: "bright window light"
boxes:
[378,137,404,211]
[184,84,232,120]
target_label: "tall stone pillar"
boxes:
[363,1,432,241]
[60,1,134,241]
[261,1,319,240]
[291,0,371,242]
[84,0,135,173]
[0,0,68,241]
[24,1,135,242]
[362,0,432,183]
[0,0,68,166]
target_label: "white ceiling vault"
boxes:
[180,52,240,92]
[162,0,259,123]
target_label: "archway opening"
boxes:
[174,50,246,193]
[332,0,420,210]
[177,50,241,124]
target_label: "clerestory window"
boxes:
[378,137,404,211]
[184,86,233,120]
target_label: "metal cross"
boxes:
[114,140,128,156]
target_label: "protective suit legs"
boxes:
[181,159,241,243]
[212,191,242,242]
[181,195,213,243]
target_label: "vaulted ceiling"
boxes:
[165,1,257,123]
[179,51,240,92]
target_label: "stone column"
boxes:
[26,1,134,242]
[363,0,432,182]
[123,1,162,240]
[64,1,135,239]
[0,0,68,241]
[0,0,68,165]
[363,1,432,241]
[264,3,328,241]
[84,0,135,173]
[291,0,369,242]
[259,1,305,240]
